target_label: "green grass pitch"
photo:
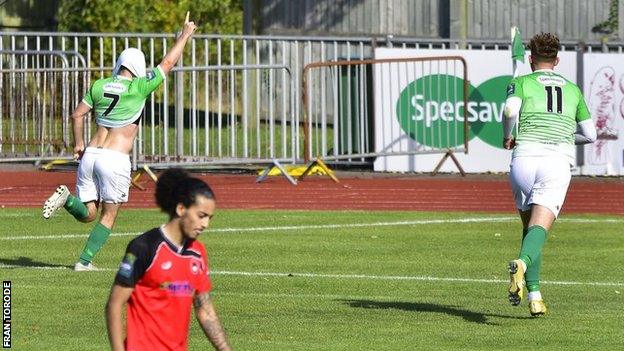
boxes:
[1,208,622,350]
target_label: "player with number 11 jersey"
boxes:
[502,32,596,317]
[506,69,591,164]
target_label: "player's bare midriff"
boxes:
[88,123,139,154]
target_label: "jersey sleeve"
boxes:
[575,91,591,122]
[82,83,95,108]
[114,237,152,287]
[507,77,523,99]
[506,77,523,100]
[195,245,212,294]
[136,65,165,97]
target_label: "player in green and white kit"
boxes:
[502,33,596,316]
[42,13,197,271]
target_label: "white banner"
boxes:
[373,48,577,173]
[582,54,624,175]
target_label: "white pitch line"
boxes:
[1,216,622,241]
[0,265,80,271]
[0,265,621,287]
[0,217,516,240]
[212,270,624,287]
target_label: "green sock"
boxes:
[521,228,542,292]
[79,222,112,264]
[63,195,88,221]
[525,255,542,292]
[519,225,547,271]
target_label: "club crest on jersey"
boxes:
[506,84,515,96]
[190,259,204,275]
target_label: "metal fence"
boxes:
[0,49,88,161]
[1,31,623,168]
[0,32,384,168]
[135,64,296,167]
[302,56,469,162]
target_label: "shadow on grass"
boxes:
[340,299,531,325]
[0,256,71,270]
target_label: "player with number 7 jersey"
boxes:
[42,13,198,272]
[82,63,165,128]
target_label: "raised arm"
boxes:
[194,292,232,351]
[106,284,134,351]
[159,12,197,75]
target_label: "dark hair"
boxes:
[529,32,560,63]
[120,65,136,77]
[155,168,215,218]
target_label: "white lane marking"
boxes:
[1,216,622,241]
[1,265,621,287]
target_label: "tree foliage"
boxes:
[57,0,242,35]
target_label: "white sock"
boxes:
[528,291,542,301]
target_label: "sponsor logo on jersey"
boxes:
[161,261,172,270]
[537,75,566,86]
[160,281,194,296]
[146,70,156,81]
[103,82,127,94]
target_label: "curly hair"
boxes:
[155,168,215,218]
[528,32,560,62]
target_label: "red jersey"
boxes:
[114,227,212,351]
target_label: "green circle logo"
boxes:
[395,75,473,148]
[396,74,511,149]
[469,76,512,148]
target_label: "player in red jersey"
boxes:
[106,168,232,351]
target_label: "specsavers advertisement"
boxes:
[373,48,577,173]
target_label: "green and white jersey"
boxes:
[506,69,591,163]
[82,66,165,128]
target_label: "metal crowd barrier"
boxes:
[132,64,297,168]
[0,50,88,161]
[302,56,469,168]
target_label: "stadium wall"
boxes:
[246,0,623,42]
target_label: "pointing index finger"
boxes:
[185,11,190,23]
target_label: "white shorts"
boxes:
[76,147,131,204]
[509,155,571,217]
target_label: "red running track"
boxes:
[0,170,623,215]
